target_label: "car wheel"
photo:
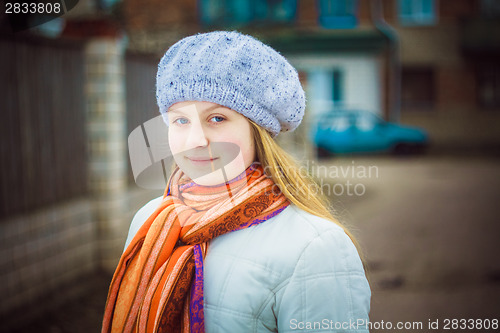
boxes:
[316,146,333,159]
[414,144,427,155]
[393,143,413,156]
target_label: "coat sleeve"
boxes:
[276,227,371,333]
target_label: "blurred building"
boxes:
[0,0,499,330]
[119,0,500,150]
[386,0,500,150]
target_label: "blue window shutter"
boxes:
[318,0,358,29]
[199,0,296,26]
[399,0,412,16]
[229,0,253,24]
[421,0,433,16]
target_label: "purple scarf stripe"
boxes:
[190,244,205,333]
[242,204,289,229]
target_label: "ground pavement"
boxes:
[322,154,500,332]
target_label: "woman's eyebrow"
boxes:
[201,105,223,113]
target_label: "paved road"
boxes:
[317,155,500,332]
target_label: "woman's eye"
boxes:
[174,118,189,125]
[210,116,225,123]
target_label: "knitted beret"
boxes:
[156,30,305,137]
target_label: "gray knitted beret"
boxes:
[156,30,305,137]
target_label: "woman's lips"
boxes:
[185,156,219,166]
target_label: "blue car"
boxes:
[313,110,429,157]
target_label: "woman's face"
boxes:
[167,101,256,186]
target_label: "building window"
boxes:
[401,67,435,110]
[477,63,500,109]
[317,0,358,29]
[199,0,252,26]
[397,0,437,26]
[254,0,297,23]
[199,0,297,27]
[307,68,345,116]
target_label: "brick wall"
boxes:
[0,189,163,331]
[0,199,95,330]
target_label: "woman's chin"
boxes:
[177,159,223,183]
[186,164,247,187]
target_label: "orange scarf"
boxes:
[102,164,289,333]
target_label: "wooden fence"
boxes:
[0,36,163,217]
[0,35,87,218]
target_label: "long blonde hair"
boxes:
[250,121,363,257]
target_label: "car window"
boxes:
[356,115,376,131]
[356,111,385,131]
[330,115,350,131]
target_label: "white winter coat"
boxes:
[124,197,371,332]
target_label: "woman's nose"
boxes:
[185,125,209,148]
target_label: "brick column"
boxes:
[85,33,129,272]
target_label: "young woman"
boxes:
[102,31,370,333]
